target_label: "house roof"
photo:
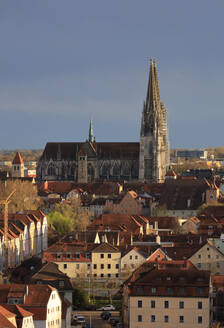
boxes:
[159,179,210,210]
[128,265,210,298]
[92,242,120,253]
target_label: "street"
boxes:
[72,311,121,328]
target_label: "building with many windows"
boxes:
[122,262,210,328]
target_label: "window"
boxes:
[76,264,80,269]
[101,264,104,269]
[138,300,142,308]
[164,301,169,308]
[208,254,211,259]
[216,255,219,259]
[108,264,111,269]
[94,274,97,277]
[198,316,202,324]
[56,253,61,259]
[164,315,168,323]
[137,287,143,294]
[198,287,203,295]
[94,264,97,269]
[108,273,111,277]
[151,300,155,308]
[179,287,185,295]
[151,287,156,294]
[138,315,142,322]
[197,263,201,268]
[167,288,173,295]
[59,281,64,287]
[100,254,104,259]
[87,263,91,269]
[76,253,80,259]
[108,253,111,258]
[130,255,132,260]
[179,301,184,309]
[100,273,104,277]
[135,256,138,259]
[207,247,209,251]
[198,301,202,309]
[198,254,201,258]
[151,315,155,322]
[116,273,119,278]
[63,264,67,269]
[66,253,70,259]
[179,316,184,323]
[116,264,119,269]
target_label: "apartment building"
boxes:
[122,263,210,328]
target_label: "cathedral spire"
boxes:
[88,119,94,143]
[145,57,158,114]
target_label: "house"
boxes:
[158,179,213,218]
[120,247,148,278]
[91,242,121,279]
[0,284,63,328]
[1,304,34,328]
[122,262,210,328]
[105,191,143,215]
[43,242,92,279]
[189,241,224,273]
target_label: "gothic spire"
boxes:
[145,57,158,114]
[88,119,94,143]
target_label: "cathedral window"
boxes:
[47,163,56,176]
[113,164,120,177]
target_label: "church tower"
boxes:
[139,58,169,182]
[12,151,25,178]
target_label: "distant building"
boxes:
[174,149,208,160]
[37,59,169,183]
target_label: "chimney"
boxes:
[156,234,161,245]
[146,221,150,235]
[130,232,133,246]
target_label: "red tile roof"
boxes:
[12,152,24,165]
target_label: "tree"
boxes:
[0,180,39,213]
[47,200,90,235]
[72,286,89,308]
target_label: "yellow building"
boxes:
[122,263,210,328]
[91,242,121,279]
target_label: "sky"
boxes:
[0,0,224,149]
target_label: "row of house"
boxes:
[0,210,48,270]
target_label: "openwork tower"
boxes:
[139,58,169,182]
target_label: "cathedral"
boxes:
[37,58,169,183]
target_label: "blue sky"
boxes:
[0,0,224,149]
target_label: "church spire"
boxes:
[88,119,94,143]
[145,57,158,114]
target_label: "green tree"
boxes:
[72,287,89,308]
[47,201,90,235]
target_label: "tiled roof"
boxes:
[201,205,224,218]
[128,265,210,298]
[92,242,120,253]
[12,152,24,165]
[0,313,16,328]
[159,179,210,210]
[40,142,139,161]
